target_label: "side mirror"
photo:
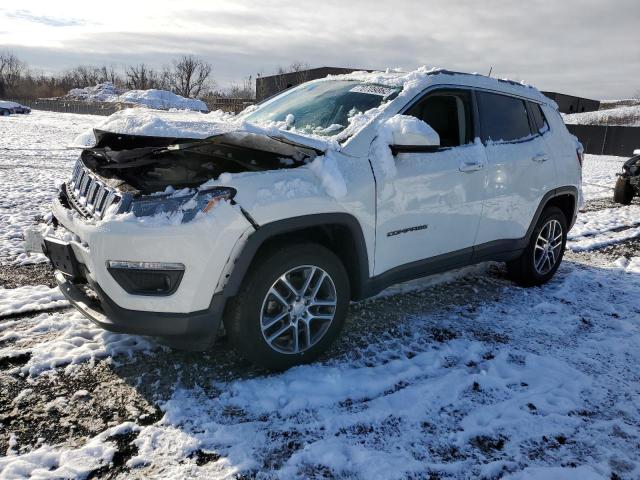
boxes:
[385,115,440,154]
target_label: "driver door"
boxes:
[371,88,488,275]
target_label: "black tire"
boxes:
[507,206,567,287]
[225,242,350,370]
[613,176,634,205]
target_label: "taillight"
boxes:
[576,149,584,168]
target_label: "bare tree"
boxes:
[272,61,310,93]
[0,51,26,97]
[169,55,212,98]
[97,65,121,85]
[125,63,161,90]
[224,75,254,99]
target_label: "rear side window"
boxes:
[477,91,531,143]
[528,102,549,134]
[405,90,473,147]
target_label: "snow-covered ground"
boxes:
[1,111,639,479]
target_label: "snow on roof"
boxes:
[321,66,555,106]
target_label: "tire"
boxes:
[225,242,350,370]
[506,206,567,287]
[613,176,634,205]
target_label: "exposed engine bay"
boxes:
[80,129,320,195]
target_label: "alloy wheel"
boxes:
[533,218,563,275]
[260,265,337,354]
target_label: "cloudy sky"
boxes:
[1,0,638,98]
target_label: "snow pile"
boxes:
[0,310,156,376]
[0,285,68,317]
[65,82,123,102]
[0,422,138,478]
[563,104,640,126]
[65,83,208,112]
[119,89,208,112]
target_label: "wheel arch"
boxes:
[527,186,579,239]
[222,213,371,301]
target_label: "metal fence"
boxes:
[566,124,640,157]
[9,97,255,116]
[10,98,128,116]
[204,97,254,114]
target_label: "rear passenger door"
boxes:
[474,91,556,247]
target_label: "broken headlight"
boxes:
[129,187,236,222]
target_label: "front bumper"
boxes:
[55,272,226,350]
[24,183,255,348]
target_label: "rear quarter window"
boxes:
[528,101,549,134]
[477,91,532,143]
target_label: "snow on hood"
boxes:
[72,108,336,152]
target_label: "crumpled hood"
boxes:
[72,107,332,153]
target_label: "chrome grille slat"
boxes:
[66,160,121,219]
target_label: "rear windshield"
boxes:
[244,80,400,136]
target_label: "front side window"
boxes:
[244,80,400,137]
[477,91,532,143]
[404,90,473,147]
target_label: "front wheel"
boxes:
[225,243,350,370]
[507,206,567,287]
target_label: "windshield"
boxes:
[244,80,400,137]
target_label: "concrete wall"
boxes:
[542,91,600,114]
[567,124,640,156]
[256,67,363,101]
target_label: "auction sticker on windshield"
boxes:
[349,84,398,98]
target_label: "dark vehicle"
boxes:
[614,152,640,205]
[0,100,31,115]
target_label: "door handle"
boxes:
[532,154,549,163]
[459,160,483,172]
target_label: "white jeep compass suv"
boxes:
[26,68,582,369]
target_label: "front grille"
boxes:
[67,160,121,219]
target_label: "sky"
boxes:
[1,0,638,99]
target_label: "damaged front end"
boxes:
[64,129,320,222]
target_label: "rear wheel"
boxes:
[613,176,634,205]
[507,206,567,287]
[225,243,350,370]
